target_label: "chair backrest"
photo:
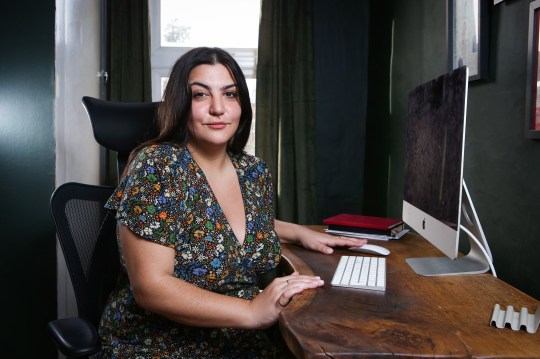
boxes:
[51,182,120,327]
[82,96,159,176]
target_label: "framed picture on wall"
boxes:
[525,0,540,139]
[447,0,489,81]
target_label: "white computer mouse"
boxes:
[348,244,390,256]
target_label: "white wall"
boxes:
[55,0,102,328]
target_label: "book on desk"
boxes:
[323,213,408,241]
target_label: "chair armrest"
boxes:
[47,317,101,358]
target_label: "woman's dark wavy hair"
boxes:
[125,47,252,176]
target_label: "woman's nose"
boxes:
[210,96,225,116]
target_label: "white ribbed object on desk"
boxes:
[490,304,540,333]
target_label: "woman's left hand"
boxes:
[275,220,367,254]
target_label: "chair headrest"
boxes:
[82,96,159,154]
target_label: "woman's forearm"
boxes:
[274,219,303,244]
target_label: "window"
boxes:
[149,0,260,154]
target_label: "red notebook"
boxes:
[323,213,404,236]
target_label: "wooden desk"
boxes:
[279,228,540,358]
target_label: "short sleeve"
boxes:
[106,144,184,247]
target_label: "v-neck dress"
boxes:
[98,144,283,358]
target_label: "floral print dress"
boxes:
[98,143,283,358]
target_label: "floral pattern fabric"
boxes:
[98,144,282,358]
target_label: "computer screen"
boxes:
[402,66,495,276]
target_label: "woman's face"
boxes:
[187,63,241,151]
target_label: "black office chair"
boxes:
[82,96,159,176]
[49,98,159,357]
[48,183,119,358]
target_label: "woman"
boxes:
[99,47,366,358]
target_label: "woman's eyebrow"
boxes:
[189,82,237,91]
[221,84,237,91]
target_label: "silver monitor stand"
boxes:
[406,181,496,276]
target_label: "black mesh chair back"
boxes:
[82,96,159,176]
[51,182,119,328]
[49,98,157,356]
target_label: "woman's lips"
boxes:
[205,122,228,129]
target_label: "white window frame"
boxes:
[148,0,258,102]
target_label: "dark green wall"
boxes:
[0,1,57,357]
[366,0,540,299]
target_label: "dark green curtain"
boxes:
[106,0,151,185]
[256,0,317,224]
[109,0,151,102]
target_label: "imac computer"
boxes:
[402,66,496,276]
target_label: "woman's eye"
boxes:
[225,91,238,98]
[193,91,207,98]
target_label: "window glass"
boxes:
[160,0,260,48]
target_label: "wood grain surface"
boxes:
[278,227,540,358]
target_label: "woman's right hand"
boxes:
[248,272,324,328]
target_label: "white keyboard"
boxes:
[331,255,386,291]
